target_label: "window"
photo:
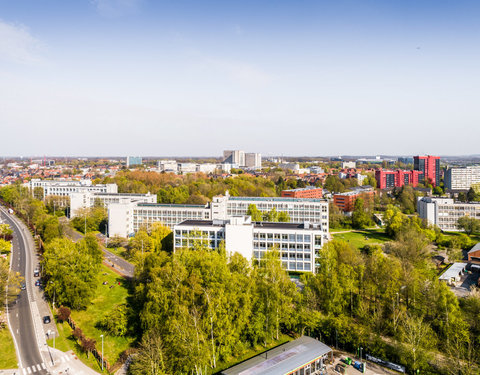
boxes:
[267,233,273,240]
[282,234,288,241]
[304,234,311,242]
[289,234,295,242]
[259,233,266,239]
[296,234,303,242]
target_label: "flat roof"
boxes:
[282,186,322,192]
[137,203,206,208]
[92,192,151,197]
[439,263,467,281]
[229,196,326,203]
[221,336,331,375]
[175,220,321,230]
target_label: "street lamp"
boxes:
[100,334,104,371]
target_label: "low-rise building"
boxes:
[70,191,156,217]
[28,178,118,198]
[468,243,480,262]
[417,197,480,231]
[108,192,329,238]
[221,336,332,375]
[174,217,325,274]
[333,186,374,212]
[342,161,356,169]
[281,186,323,199]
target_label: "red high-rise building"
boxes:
[414,155,441,187]
[375,169,423,189]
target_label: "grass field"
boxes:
[0,326,18,369]
[332,229,391,249]
[51,264,135,373]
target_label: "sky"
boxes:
[1,0,480,157]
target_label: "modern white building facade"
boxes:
[108,192,329,238]
[70,191,156,217]
[173,216,324,273]
[444,166,480,190]
[417,196,480,231]
[28,179,118,198]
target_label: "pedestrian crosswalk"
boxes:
[21,354,75,374]
[21,363,46,374]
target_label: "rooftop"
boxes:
[137,203,207,209]
[229,196,326,203]
[221,336,331,375]
[439,262,467,281]
[468,242,480,254]
[282,186,322,192]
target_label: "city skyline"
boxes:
[1,0,480,156]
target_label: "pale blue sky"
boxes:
[1,0,479,156]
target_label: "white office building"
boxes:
[108,192,329,238]
[174,216,324,273]
[417,196,480,231]
[28,179,118,198]
[444,166,480,190]
[70,191,156,217]
[157,160,178,172]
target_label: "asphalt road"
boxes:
[1,207,48,374]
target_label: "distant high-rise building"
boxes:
[414,155,440,186]
[444,166,480,190]
[223,150,245,166]
[245,153,262,169]
[126,156,142,167]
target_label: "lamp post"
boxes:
[100,334,104,371]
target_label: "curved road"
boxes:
[1,207,48,374]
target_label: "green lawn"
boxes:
[47,321,109,373]
[52,265,135,372]
[332,229,391,249]
[0,326,18,369]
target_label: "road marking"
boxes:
[36,364,41,371]
[61,356,66,363]
[22,368,27,375]
[31,365,37,373]
[41,363,46,369]
[27,366,32,374]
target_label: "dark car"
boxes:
[21,283,26,290]
[34,269,40,277]
[43,316,51,324]
[35,280,41,287]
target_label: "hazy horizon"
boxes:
[2,0,480,156]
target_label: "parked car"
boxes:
[21,283,26,290]
[34,269,40,277]
[35,280,41,287]
[43,316,51,324]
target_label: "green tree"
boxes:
[467,187,478,202]
[246,204,263,221]
[129,330,167,375]
[42,238,101,309]
[351,198,371,229]
[457,216,480,236]
[100,304,129,336]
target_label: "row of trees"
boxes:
[127,225,479,374]
[132,247,297,375]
